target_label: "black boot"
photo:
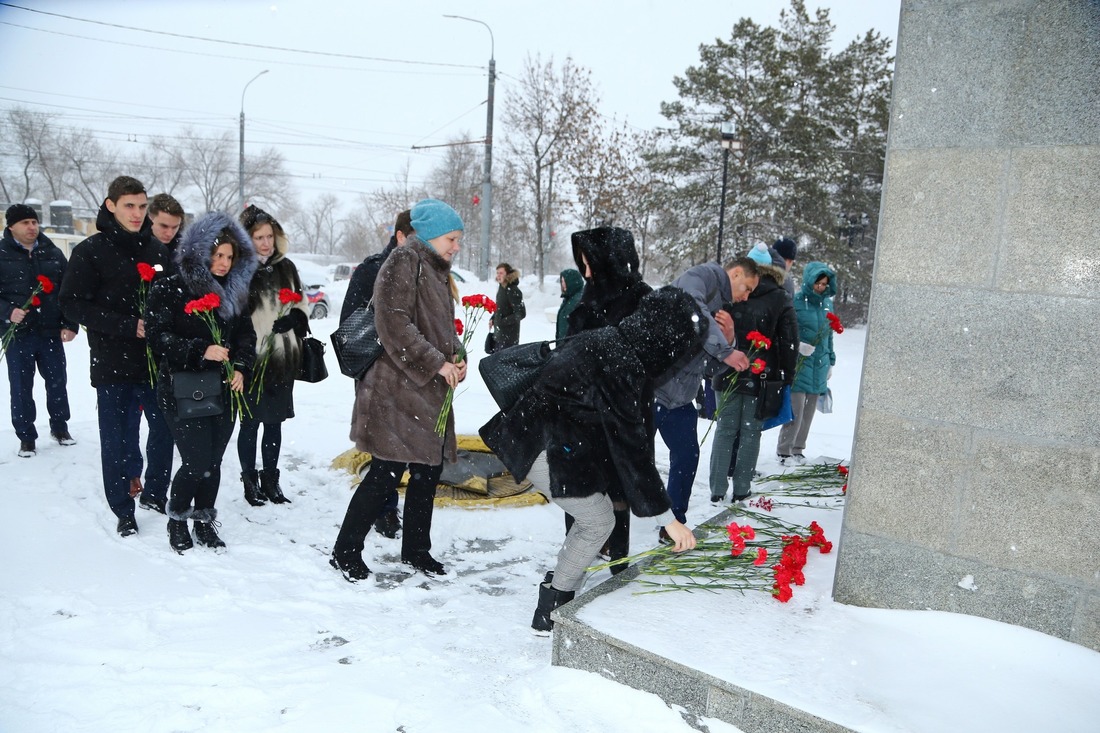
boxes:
[242,470,266,507]
[607,506,631,576]
[259,468,291,504]
[531,582,575,636]
[401,550,446,576]
[330,553,371,583]
[193,509,226,549]
[167,519,193,553]
[373,509,401,539]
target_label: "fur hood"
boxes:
[499,268,520,287]
[175,211,258,321]
[756,261,788,289]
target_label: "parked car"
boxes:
[305,284,330,319]
[333,262,358,281]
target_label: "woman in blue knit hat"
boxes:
[331,198,466,582]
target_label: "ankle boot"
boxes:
[330,553,371,583]
[167,519,193,554]
[607,506,631,576]
[194,520,226,549]
[242,470,266,507]
[531,582,575,636]
[259,468,291,504]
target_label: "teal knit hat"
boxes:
[746,242,773,266]
[411,198,464,242]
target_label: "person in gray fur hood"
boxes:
[144,211,258,553]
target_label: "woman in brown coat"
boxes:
[331,198,466,582]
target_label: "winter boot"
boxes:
[531,582,575,636]
[167,519,193,554]
[330,553,371,583]
[242,470,266,507]
[607,506,631,576]
[192,509,226,549]
[259,468,291,504]
[401,551,447,577]
[373,509,401,539]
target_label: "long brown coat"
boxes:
[351,237,459,465]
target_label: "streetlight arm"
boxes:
[241,69,269,113]
[443,14,494,59]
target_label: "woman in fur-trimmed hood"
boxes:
[491,262,525,350]
[234,205,309,508]
[145,211,257,553]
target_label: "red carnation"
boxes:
[137,263,156,283]
[750,358,766,374]
[454,319,464,336]
[753,548,768,566]
[746,330,771,350]
[36,274,54,293]
[30,295,41,307]
[826,311,845,334]
[838,465,849,476]
[278,288,303,305]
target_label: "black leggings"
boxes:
[237,418,281,472]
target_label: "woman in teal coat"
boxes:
[777,261,836,464]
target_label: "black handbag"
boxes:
[173,370,224,419]
[484,329,496,354]
[297,336,329,382]
[478,340,561,412]
[330,303,383,380]
[755,370,787,421]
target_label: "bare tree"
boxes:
[288,193,343,255]
[168,126,293,214]
[502,54,601,283]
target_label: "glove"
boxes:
[271,315,293,334]
[798,341,815,357]
[827,367,833,381]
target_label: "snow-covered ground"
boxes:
[1,270,1097,733]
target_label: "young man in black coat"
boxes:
[337,209,412,539]
[0,204,80,457]
[709,243,799,503]
[59,176,174,536]
[481,287,702,634]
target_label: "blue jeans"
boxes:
[5,331,70,441]
[709,392,762,501]
[97,383,173,518]
[653,402,700,523]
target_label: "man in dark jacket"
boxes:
[337,209,412,538]
[1,204,79,457]
[481,286,702,634]
[709,243,798,503]
[59,176,173,536]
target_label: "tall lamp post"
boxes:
[444,14,495,281]
[239,69,269,214]
[716,122,742,263]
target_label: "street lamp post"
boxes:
[444,15,495,281]
[716,122,742,263]
[239,70,269,214]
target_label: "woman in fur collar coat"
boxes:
[490,262,524,350]
[235,205,309,507]
[145,211,257,553]
[331,198,466,583]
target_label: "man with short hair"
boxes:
[0,204,79,457]
[339,209,413,539]
[147,193,185,254]
[651,257,759,538]
[59,176,173,536]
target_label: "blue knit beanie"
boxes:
[411,198,464,242]
[746,242,773,266]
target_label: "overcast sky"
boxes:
[0,0,902,212]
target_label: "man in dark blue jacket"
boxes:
[1,204,79,457]
[59,176,173,537]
